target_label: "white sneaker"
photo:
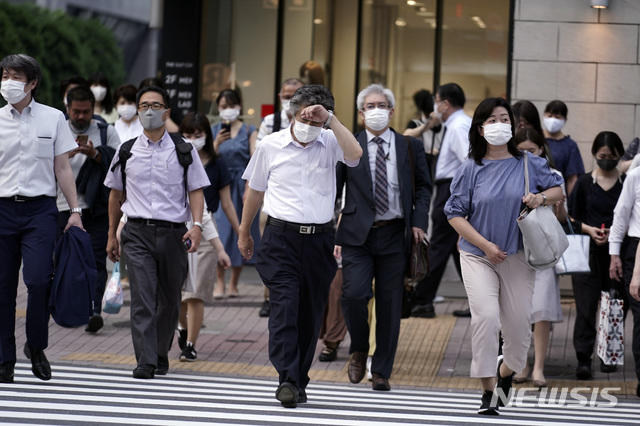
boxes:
[366,356,373,381]
[433,296,445,303]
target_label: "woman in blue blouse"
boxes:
[444,97,563,415]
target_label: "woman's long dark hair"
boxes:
[87,71,114,114]
[468,97,522,165]
[180,112,217,162]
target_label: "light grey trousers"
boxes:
[460,250,535,378]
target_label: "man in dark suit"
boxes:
[336,84,431,391]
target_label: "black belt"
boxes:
[0,195,53,202]
[267,216,333,234]
[434,178,453,186]
[372,218,404,228]
[128,217,185,228]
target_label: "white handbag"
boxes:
[517,153,569,271]
[554,220,591,275]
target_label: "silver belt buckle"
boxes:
[14,195,25,202]
[299,225,314,234]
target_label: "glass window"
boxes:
[358,0,438,131]
[357,0,511,129]
[199,0,279,127]
[440,0,511,115]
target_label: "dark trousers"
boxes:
[121,221,188,367]
[341,220,406,379]
[256,223,336,391]
[58,209,109,314]
[0,197,58,365]
[414,181,462,305]
[572,245,628,363]
[622,238,640,380]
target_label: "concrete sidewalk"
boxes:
[13,265,640,400]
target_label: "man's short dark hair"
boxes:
[436,83,465,109]
[66,86,95,108]
[136,85,171,109]
[0,54,42,97]
[289,85,335,117]
[60,75,87,98]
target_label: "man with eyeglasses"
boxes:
[336,84,431,391]
[411,82,472,319]
[104,85,210,379]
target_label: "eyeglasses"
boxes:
[137,102,166,111]
[362,102,390,111]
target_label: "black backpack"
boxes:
[110,132,193,205]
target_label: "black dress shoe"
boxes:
[85,314,104,333]
[298,388,307,403]
[275,382,298,408]
[0,362,15,383]
[133,364,155,379]
[453,308,471,317]
[156,356,169,375]
[259,300,271,317]
[411,303,435,318]
[23,343,51,381]
[576,363,592,380]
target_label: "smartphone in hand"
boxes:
[184,239,192,250]
[76,134,88,145]
[221,121,231,133]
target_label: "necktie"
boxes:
[373,136,389,215]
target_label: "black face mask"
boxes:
[597,158,618,171]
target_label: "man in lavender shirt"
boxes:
[104,85,209,379]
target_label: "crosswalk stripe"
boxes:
[1,363,637,425]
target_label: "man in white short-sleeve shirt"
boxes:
[238,85,362,408]
[0,54,83,384]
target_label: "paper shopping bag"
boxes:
[597,290,624,365]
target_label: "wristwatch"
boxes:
[324,110,333,128]
[193,221,204,231]
[539,192,547,206]
[70,207,82,216]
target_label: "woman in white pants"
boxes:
[444,97,563,415]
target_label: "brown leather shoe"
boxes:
[348,351,367,384]
[372,372,391,391]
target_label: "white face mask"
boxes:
[543,116,565,134]
[188,136,206,151]
[1,80,29,104]
[117,104,137,121]
[482,122,512,146]
[91,86,107,102]
[363,108,390,132]
[219,106,240,122]
[281,100,291,114]
[138,108,167,130]
[433,101,443,121]
[292,119,322,143]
